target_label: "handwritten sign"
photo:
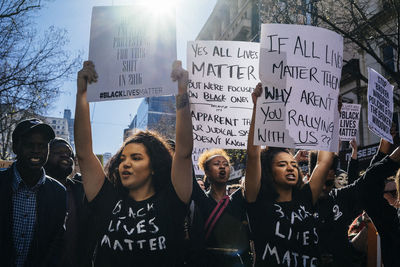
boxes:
[255,24,343,152]
[192,147,207,177]
[87,6,177,102]
[339,103,361,141]
[187,41,259,149]
[368,68,394,143]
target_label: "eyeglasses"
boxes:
[325,180,335,187]
[383,190,397,197]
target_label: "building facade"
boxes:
[63,109,75,150]
[43,116,70,143]
[128,96,176,139]
[197,0,259,41]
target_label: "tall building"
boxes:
[197,0,259,41]
[128,96,176,139]
[43,116,70,142]
[63,109,75,150]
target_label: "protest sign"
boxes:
[339,103,361,141]
[367,68,394,143]
[187,41,259,149]
[255,24,343,152]
[87,6,177,102]
[192,147,207,177]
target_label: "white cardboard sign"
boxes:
[192,147,207,177]
[187,41,259,149]
[339,103,361,141]
[255,24,343,152]
[367,68,394,143]
[87,6,177,102]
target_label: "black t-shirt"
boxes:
[362,157,400,267]
[316,184,363,266]
[247,184,319,267]
[89,179,187,267]
[317,156,400,266]
[191,183,251,266]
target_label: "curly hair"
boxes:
[259,147,304,202]
[198,148,230,172]
[104,130,173,195]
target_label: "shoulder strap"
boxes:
[204,195,230,240]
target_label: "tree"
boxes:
[259,0,399,89]
[226,148,247,170]
[0,0,80,159]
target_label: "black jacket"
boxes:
[0,165,66,267]
[63,174,97,267]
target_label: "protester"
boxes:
[362,137,400,267]
[196,178,206,192]
[0,118,66,267]
[308,151,366,266]
[44,137,94,267]
[347,139,359,184]
[74,60,193,266]
[245,83,334,266]
[191,148,252,267]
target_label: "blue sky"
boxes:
[36,0,216,154]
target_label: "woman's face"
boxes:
[271,152,299,189]
[205,155,230,184]
[118,143,153,190]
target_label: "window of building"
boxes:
[381,0,391,9]
[382,45,395,74]
[52,120,56,124]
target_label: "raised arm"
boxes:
[371,124,398,165]
[347,139,359,184]
[245,83,262,203]
[74,61,105,202]
[171,60,193,204]
[308,150,334,204]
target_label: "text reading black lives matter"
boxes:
[188,43,258,148]
[339,106,359,139]
[258,33,342,148]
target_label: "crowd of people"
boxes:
[1,61,400,267]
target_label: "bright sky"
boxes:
[36,0,216,155]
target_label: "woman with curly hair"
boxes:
[191,148,252,267]
[74,60,193,266]
[245,83,334,267]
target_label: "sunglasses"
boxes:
[325,180,335,187]
[384,190,397,197]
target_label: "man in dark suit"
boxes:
[0,118,66,267]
